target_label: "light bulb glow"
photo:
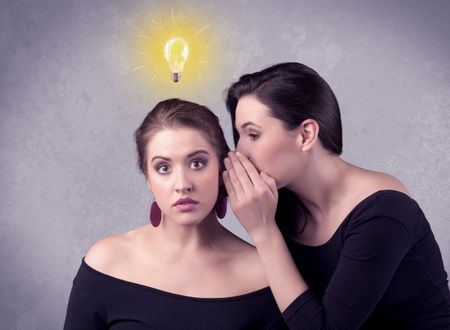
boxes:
[134,6,221,92]
[164,37,189,82]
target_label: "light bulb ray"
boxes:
[134,6,219,86]
[194,24,210,36]
[138,34,151,40]
[133,65,147,71]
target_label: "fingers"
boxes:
[224,157,246,197]
[224,151,278,203]
[222,170,236,201]
[235,152,262,187]
[232,152,273,194]
[260,172,278,199]
[224,153,254,195]
[226,151,277,192]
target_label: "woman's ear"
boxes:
[296,119,319,152]
[146,175,153,192]
[218,166,225,185]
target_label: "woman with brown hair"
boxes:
[64,99,285,329]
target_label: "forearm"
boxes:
[253,223,308,312]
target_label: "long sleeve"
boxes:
[280,190,450,329]
[283,214,411,329]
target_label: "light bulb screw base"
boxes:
[171,72,181,82]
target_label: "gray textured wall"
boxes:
[1,0,450,328]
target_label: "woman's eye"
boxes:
[190,159,206,170]
[249,134,259,141]
[156,164,170,174]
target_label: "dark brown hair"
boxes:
[225,62,342,236]
[135,98,230,195]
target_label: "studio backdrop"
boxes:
[1,0,450,328]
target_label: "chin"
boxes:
[174,213,209,226]
[176,220,204,227]
[263,170,282,189]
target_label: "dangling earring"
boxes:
[215,194,227,219]
[149,200,162,227]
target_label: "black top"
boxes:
[64,258,286,330]
[282,190,450,329]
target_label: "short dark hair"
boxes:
[135,99,230,196]
[225,62,342,236]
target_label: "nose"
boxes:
[174,168,193,194]
[236,139,250,158]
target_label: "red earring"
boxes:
[215,195,227,219]
[150,200,162,227]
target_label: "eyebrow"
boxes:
[150,149,210,163]
[241,121,261,129]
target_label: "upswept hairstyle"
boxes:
[134,98,230,196]
[225,62,342,236]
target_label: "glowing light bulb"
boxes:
[164,37,189,82]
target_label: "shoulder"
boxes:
[373,190,421,223]
[344,167,424,228]
[346,190,422,241]
[350,169,414,215]
[231,241,262,269]
[219,231,260,261]
[84,231,135,274]
[362,170,410,196]
[219,234,269,291]
[360,171,419,217]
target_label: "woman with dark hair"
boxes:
[63,99,285,329]
[223,62,450,329]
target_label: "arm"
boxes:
[283,215,410,329]
[223,152,411,329]
[252,223,309,312]
[223,152,307,311]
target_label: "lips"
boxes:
[173,197,199,212]
[173,197,198,206]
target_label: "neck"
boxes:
[286,150,352,224]
[153,212,228,258]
